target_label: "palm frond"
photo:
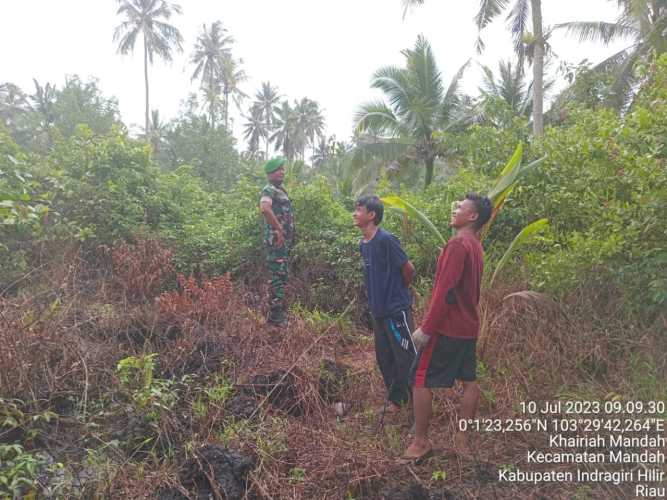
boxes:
[443,59,470,105]
[407,35,444,108]
[354,100,401,136]
[371,65,412,117]
[644,10,667,53]
[349,156,385,197]
[115,30,139,55]
[113,21,136,42]
[508,0,530,58]
[115,2,140,18]
[401,0,425,19]
[607,46,642,108]
[618,0,652,33]
[554,21,639,45]
[440,59,470,123]
[475,0,511,31]
[592,47,633,72]
[479,64,499,95]
[351,137,414,192]
[190,60,206,82]
[475,36,486,55]
[153,19,184,50]
[152,1,182,18]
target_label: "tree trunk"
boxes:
[144,36,150,137]
[424,155,434,188]
[209,75,215,129]
[224,87,229,130]
[531,0,544,137]
[265,117,270,159]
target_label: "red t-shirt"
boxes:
[420,233,484,339]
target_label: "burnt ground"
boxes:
[3,269,661,500]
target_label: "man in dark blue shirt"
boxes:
[354,195,416,412]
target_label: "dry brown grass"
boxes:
[1,245,664,499]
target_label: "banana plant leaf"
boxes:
[490,218,549,286]
[381,195,446,246]
[482,143,545,240]
[488,154,546,208]
[487,142,523,206]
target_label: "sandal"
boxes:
[397,447,433,465]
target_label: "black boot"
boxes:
[268,303,287,327]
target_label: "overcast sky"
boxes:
[2,1,627,149]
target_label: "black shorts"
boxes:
[411,335,477,389]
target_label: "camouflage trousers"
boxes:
[265,245,290,323]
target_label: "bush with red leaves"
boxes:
[111,238,175,301]
[157,273,233,325]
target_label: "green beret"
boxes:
[264,157,286,174]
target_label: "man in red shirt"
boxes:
[401,193,492,462]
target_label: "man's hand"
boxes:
[402,260,415,287]
[411,327,431,351]
[274,229,285,248]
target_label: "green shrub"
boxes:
[0,127,49,288]
[0,443,51,498]
[46,126,159,243]
[519,55,667,319]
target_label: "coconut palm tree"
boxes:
[113,0,183,135]
[29,79,58,148]
[0,83,37,147]
[0,83,30,129]
[480,60,532,115]
[311,136,330,167]
[354,35,469,188]
[401,0,547,136]
[219,53,248,130]
[295,97,325,161]
[149,109,169,152]
[190,20,233,128]
[31,80,57,129]
[479,59,556,127]
[243,103,266,155]
[254,82,281,159]
[555,0,666,108]
[474,0,546,136]
[271,100,297,160]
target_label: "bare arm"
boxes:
[402,260,415,287]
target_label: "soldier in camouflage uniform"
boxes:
[259,157,294,327]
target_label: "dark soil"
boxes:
[157,444,255,500]
[318,358,351,402]
[225,393,258,420]
[380,482,429,500]
[248,370,302,416]
[165,337,226,379]
[378,482,458,500]
[184,444,255,499]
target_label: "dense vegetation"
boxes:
[1,2,665,498]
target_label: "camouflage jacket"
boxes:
[260,183,295,246]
